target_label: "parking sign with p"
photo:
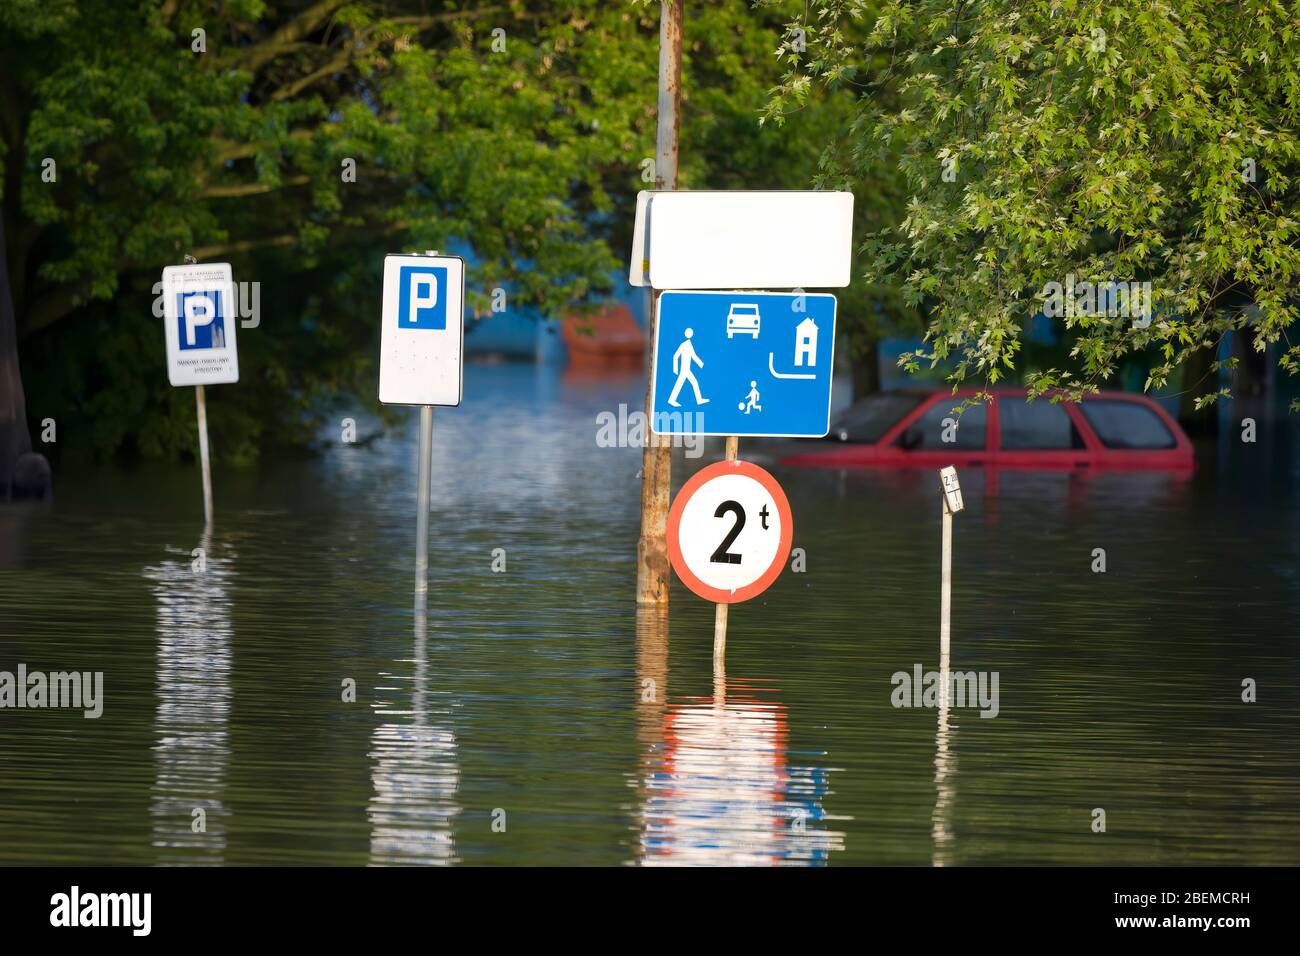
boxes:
[162,263,239,386]
[379,253,465,406]
[398,265,448,330]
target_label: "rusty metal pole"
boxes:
[636,0,682,607]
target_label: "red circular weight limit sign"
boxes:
[667,460,794,604]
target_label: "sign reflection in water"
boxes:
[638,679,847,865]
[367,607,460,865]
[932,655,956,867]
[145,530,232,865]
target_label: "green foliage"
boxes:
[765,0,1300,405]
[3,0,852,461]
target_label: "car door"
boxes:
[995,395,1092,469]
[887,394,990,466]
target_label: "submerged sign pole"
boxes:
[186,255,215,528]
[194,384,213,527]
[414,404,433,599]
[667,455,793,670]
[378,250,466,601]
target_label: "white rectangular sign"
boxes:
[632,190,854,289]
[162,263,239,386]
[379,253,465,406]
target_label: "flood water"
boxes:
[2,362,1298,865]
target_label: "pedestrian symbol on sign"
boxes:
[668,327,709,407]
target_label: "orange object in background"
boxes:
[562,304,645,369]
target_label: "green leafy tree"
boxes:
[3,0,657,467]
[2,0,857,470]
[765,0,1300,416]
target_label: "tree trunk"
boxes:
[0,214,34,497]
[1234,328,1270,399]
[636,0,682,608]
[1177,342,1219,436]
[850,338,881,400]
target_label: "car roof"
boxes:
[878,387,1151,402]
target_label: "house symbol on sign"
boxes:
[795,317,818,367]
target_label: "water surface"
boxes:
[1,363,1297,865]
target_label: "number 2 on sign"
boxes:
[711,500,745,565]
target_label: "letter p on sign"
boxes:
[399,266,447,330]
[184,294,215,344]
[177,289,226,350]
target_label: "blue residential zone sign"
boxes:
[650,290,837,438]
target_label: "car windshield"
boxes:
[829,393,925,443]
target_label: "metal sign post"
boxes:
[162,256,239,527]
[938,466,964,664]
[667,452,792,673]
[194,384,214,527]
[378,250,466,600]
[414,404,434,600]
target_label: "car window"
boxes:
[829,393,924,443]
[896,400,987,451]
[1080,400,1176,449]
[999,399,1084,450]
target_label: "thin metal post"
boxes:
[713,434,738,669]
[940,497,952,665]
[195,384,213,528]
[415,404,433,598]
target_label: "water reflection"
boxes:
[932,645,956,867]
[367,603,460,865]
[636,674,846,866]
[145,529,232,865]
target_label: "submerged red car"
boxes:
[781,389,1194,470]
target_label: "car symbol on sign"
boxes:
[725,303,761,339]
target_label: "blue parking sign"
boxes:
[397,265,448,330]
[176,289,227,350]
[650,290,836,438]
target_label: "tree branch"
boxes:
[225,0,352,74]
[19,282,92,340]
[213,129,314,163]
[271,47,356,101]
[190,233,299,260]
[387,8,508,29]
[198,175,312,199]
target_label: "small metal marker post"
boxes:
[182,255,215,528]
[938,465,964,661]
[713,435,739,669]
